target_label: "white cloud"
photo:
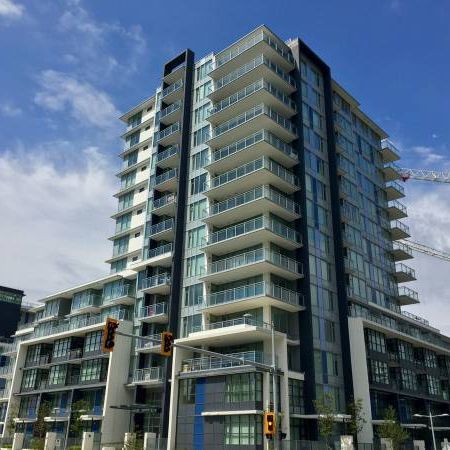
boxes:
[34,70,120,130]
[0,143,117,301]
[0,0,24,19]
[0,102,22,117]
[412,146,446,166]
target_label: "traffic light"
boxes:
[102,317,119,352]
[160,331,174,356]
[264,411,276,439]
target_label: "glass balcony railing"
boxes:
[135,334,161,351]
[391,220,410,235]
[0,387,10,398]
[214,55,296,91]
[393,241,413,255]
[211,104,297,139]
[152,168,178,187]
[385,181,405,196]
[208,248,302,276]
[133,367,164,383]
[153,193,177,211]
[384,162,402,172]
[209,157,298,190]
[202,316,269,332]
[207,215,301,247]
[154,122,180,143]
[71,293,102,312]
[209,185,300,217]
[181,350,269,373]
[396,263,416,278]
[211,129,297,164]
[213,30,294,70]
[0,365,13,376]
[103,284,135,303]
[136,302,168,320]
[140,273,171,291]
[147,218,174,237]
[161,79,183,98]
[146,243,173,259]
[388,200,407,214]
[209,79,296,117]
[205,281,303,309]
[155,145,179,164]
[159,100,182,120]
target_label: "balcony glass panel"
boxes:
[136,302,168,319]
[155,145,179,163]
[148,218,174,236]
[153,193,177,210]
[159,100,182,120]
[103,284,134,302]
[133,367,164,382]
[154,122,180,143]
[161,79,183,98]
[152,168,178,187]
[140,273,171,290]
[146,243,173,259]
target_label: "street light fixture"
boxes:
[414,410,449,450]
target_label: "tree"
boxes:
[347,398,367,439]
[378,406,409,450]
[69,399,90,437]
[4,404,18,437]
[33,401,50,439]
[314,392,336,449]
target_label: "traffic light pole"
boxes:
[271,322,279,450]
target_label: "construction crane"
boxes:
[402,239,450,262]
[399,168,450,183]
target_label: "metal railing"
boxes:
[140,273,171,291]
[159,100,182,120]
[146,243,173,259]
[388,200,407,214]
[398,286,419,301]
[381,138,400,154]
[155,145,179,163]
[395,263,416,278]
[147,218,174,237]
[390,220,410,235]
[152,168,178,187]
[161,79,183,98]
[385,180,405,196]
[208,248,302,276]
[25,354,51,367]
[209,185,300,217]
[153,193,176,211]
[154,122,180,143]
[204,316,269,331]
[136,302,168,320]
[211,129,297,164]
[103,284,134,302]
[71,293,102,311]
[206,215,301,246]
[205,281,303,309]
[392,241,413,255]
[133,367,164,383]
[136,334,161,351]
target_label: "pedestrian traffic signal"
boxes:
[160,331,174,356]
[264,411,276,438]
[102,318,119,352]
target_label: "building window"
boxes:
[124,150,138,168]
[400,368,417,392]
[48,365,67,386]
[126,131,140,148]
[195,81,212,102]
[127,112,142,129]
[110,258,127,274]
[181,314,202,337]
[427,375,441,396]
[193,125,210,146]
[21,369,38,390]
[118,192,134,211]
[196,61,212,81]
[183,284,203,307]
[424,349,437,369]
[224,373,262,403]
[84,331,103,354]
[190,173,207,195]
[188,199,207,221]
[52,339,70,359]
[185,254,205,278]
[369,359,389,384]
[187,226,205,249]
[194,103,211,124]
[191,148,209,170]
[113,235,129,256]
[224,415,263,446]
[288,379,304,414]
[366,329,386,354]
[115,213,132,233]
[80,358,106,383]
[179,379,195,404]
[120,171,136,190]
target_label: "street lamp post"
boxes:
[414,410,449,450]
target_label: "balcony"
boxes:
[0,365,13,379]
[398,286,420,306]
[208,79,297,125]
[205,185,301,227]
[147,218,174,241]
[0,387,10,399]
[136,302,168,324]
[102,284,135,307]
[206,157,299,201]
[210,30,294,79]
[24,354,52,368]
[44,408,70,422]
[201,248,303,284]
[71,293,102,314]
[161,79,183,104]
[158,100,182,126]
[391,242,414,261]
[386,200,408,220]
[210,55,296,102]
[208,104,297,149]
[394,263,416,283]
[154,122,180,146]
[382,162,403,182]
[203,281,304,315]
[141,243,173,268]
[390,220,410,240]
[207,130,297,175]
[151,168,178,192]
[163,63,186,85]
[152,193,177,216]
[135,334,161,354]
[132,367,164,386]
[140,273,171,295]
[385,181,405,201]
[380,139,400,163]
[203,216,302,256]
[155,145,180,169]
[180,350,269,374]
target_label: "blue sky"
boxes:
[0,0,449,331]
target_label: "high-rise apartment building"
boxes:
[2,25,450,449]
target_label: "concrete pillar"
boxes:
[143,432,157,450]
[11,433,23,450]
[82,432,95,450]
[44,432,57,450]
[413,440,425,450]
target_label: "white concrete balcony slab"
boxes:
[163,64,186,85]
[390,242,414,262]
[382,162,403,182]
[390,220,411,241]
[160,79,183,104]
[205,185,300,227]
[140,273,171,295]
[202,216,302,256]
[209,30,294,80]
[380,139,400,163]
[398,286,420,306]
[209,55,296,102]
[394,263,416,283]
[207,104,297,149]
[159,100,182,126]
[385,181,405,201]
[206,157,299,201]
[136,302,168,324]
[155,145,180,169]
[202,281,304,315]
[206,129,298,174]
[386,200,408,220]
[201,248,303,284]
